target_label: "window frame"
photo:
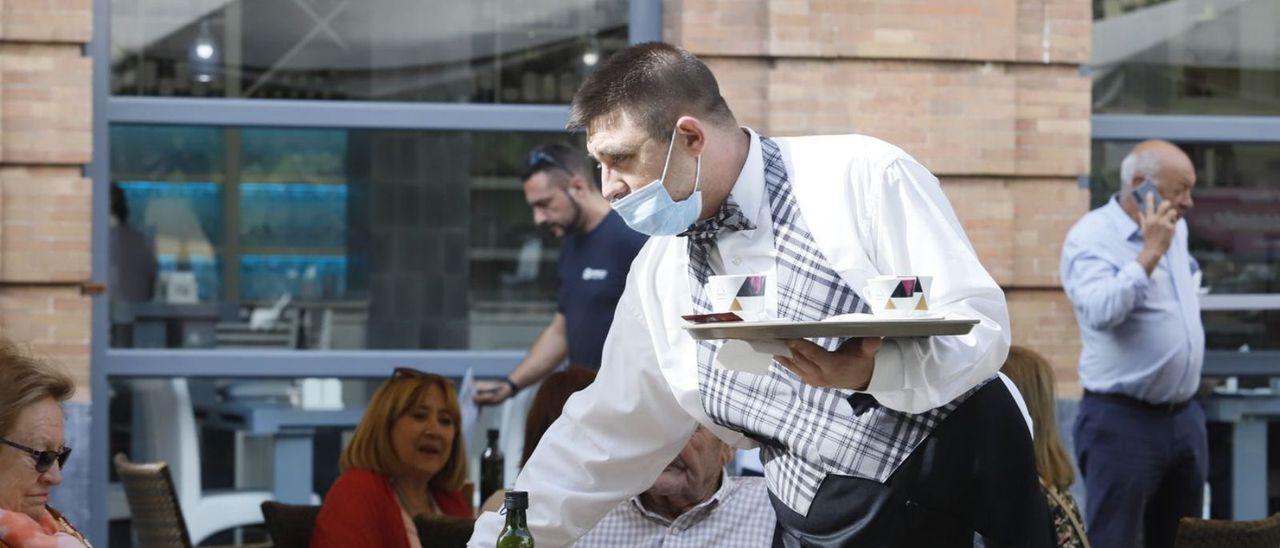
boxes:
[1093,114,1280,144]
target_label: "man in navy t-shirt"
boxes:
[474,144,647,405]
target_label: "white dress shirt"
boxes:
[469,130,1011,547]
[574,474,774,547]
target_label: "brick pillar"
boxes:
[0,0,95,398]
[667,0,1092,395]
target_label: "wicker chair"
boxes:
[259,501,320,548]
[113,453,193,548]
[1175,513,1280,548]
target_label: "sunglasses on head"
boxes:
[391,367,454,386]
[392,366,429,379]
[525,149,572,176]
[0,437,71,474]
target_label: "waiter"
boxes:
[474,144,647,405]
[470,42,1052,547]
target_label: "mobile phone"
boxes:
[1131,180,1163,211]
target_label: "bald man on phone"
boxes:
[1061,140,1205,548]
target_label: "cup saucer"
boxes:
[823,312,945,322]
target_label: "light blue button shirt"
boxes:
[1060,196,1205,404]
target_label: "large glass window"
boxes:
[110,0,629,102]
[1092,0,1280,115]
[1091,139,1280,348]
[1200,310,1280,351]
[109,125,582,350]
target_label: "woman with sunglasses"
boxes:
[0,339,90,547]
[312,368,472,548]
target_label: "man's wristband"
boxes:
[503,377,521,396]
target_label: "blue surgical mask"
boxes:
[610,127,702,236]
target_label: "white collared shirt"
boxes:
[574,473,774,547]
[469,130,1011,547]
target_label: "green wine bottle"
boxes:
[497,490,534,547]
[480,429,504,504]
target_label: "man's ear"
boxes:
[567,174,593,196]
[674,115,708,156]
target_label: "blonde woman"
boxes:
[1001,346,1090,548]
[311,368,471,548]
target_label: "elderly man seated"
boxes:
[575,427,775,546]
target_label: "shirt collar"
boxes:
[726,127,766,228]
[1105,194,1142,240]
[629,471,737,530]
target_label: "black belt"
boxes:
[1084,390,1192,414]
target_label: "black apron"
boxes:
[770,380,1055,548]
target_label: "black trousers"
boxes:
[771,379,1054,548]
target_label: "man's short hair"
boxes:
[1119,148,1161,188]
[522,143,592,186]
[567,42,736,142]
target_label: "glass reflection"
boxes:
[1092,0,1280,115]
[109,125,581,351]
[110,0,628,103]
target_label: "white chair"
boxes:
[464,376,540,507]
[131,378,273,545]
[314,303,368,350]
[215,313,298,349]
[500,237,543,286]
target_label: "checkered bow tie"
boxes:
[678,199,756,243]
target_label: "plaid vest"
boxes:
[685,136,988,516]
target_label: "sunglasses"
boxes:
[391,367,454,386]
[0,437,71,474]
[525,149,572,176]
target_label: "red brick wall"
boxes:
[0,44,92,163]
[669,0,1089,64]
[1008,290,1084,396]
[0,287,93,390]
[669,0,1093,389]
[0,0,93,44]
[1,168,92,282]
[0,1,94,400]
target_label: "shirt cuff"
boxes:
[1121,260,1151,301]
[864,339,905,396]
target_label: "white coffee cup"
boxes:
[706,273,768,320]
[862,275,933,318]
